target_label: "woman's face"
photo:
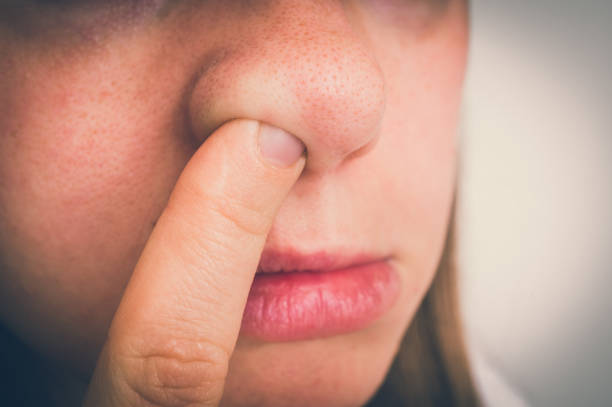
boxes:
[0,1,467,406]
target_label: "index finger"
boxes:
[83,119,305,407]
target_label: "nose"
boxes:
[188,1,386,174]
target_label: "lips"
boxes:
[240,250,400,342]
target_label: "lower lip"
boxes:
[240,260,400,342]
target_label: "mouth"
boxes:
[240,250,400,342]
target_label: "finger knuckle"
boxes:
[166,181,270,239]
[113,337,229,407]
[209,195,270,237]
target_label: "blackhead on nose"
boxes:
[188,1,386,174]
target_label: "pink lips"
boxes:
[240,251,400,342]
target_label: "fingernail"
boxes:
[258,123,305,168]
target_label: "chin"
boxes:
[219,319,405,407]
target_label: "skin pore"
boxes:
[0,1,468,406]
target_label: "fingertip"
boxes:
[257,122,306,168]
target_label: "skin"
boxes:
[0,1,468,406]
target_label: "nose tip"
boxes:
[189,3,386,173]
[291,39,387,170]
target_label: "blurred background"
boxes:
[458,0,612,406]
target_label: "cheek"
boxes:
[1,40,189,258]
[1,60,158,269]
[370,0,467,310]
[0,45,193,372]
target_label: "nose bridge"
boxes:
[189,1,386,173]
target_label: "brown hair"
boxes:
[366,203,481,406]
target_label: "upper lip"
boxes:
[256,249,388,273]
